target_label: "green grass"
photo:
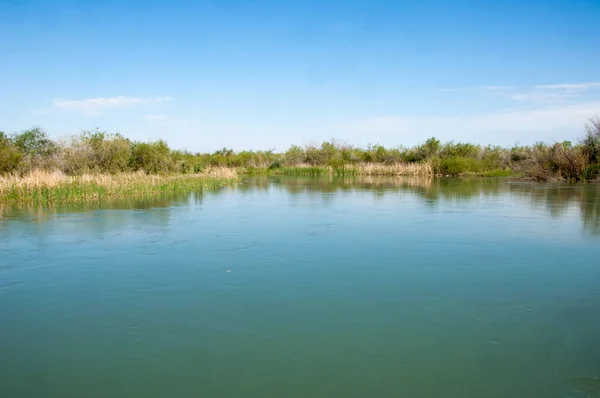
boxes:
[479,169,518,177]
[240,163,433,176]
[0,172,235,205]
[453,169,518,178]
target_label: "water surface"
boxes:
[1,177,599,397]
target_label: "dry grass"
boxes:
[0,170,236,203]
[202,166,238,179]
[342,175,434,188]
[344,163,433,176]
[265,162,434,176]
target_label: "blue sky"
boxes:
[1,0,599,151]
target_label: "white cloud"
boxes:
[535,82,600,90]
[509,92,580,103]
[343,102,600,145]
[39,95,171,115]
[443,82,600,105]
[342,82,600,146]
[508,82,600,105]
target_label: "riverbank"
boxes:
[2,119,599,182]
[0,168,236,204]
[0,164,515,205]
[240,163,517,177]
[242,163,433,176]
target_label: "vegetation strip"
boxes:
[0,169,236,204]
[1,117,599,188]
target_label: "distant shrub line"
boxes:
[1,117,599,181]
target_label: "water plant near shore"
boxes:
[0,169,235,204]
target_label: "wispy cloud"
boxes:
[443,81,600,105]
[344,81,600,145]
[509,82,600,104]
[535,82,600,90]
[37,95,171,115]
[509,92,581,103]
[342,101,600,145]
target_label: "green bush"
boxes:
[268,160,282,170]
[12,127,56,171]
[284,145,306,164]
[438,156,476,175]
[1,119,600,182]
[582,164,600,181]
[0,132,22,173]
[582,117,600,164]
[85,130,132,173]
[130,140,172,173]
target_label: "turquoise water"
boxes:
[1,177,599,397]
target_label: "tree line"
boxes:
[1,117,599,181]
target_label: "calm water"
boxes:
[1,177,600,398]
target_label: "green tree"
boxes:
[0,131,22,173]
[582,117,600,164]
[12,127,56,171]
[130,140,172,173]
[84,129,132,173]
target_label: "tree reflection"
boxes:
[2,177,598,236]
[238,176,599,236]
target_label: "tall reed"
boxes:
[264,162,433,176]
[0,170,236,204]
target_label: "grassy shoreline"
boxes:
[0,168,236,204]
[242,163,433,176]
[0,166,512,205]
[0,166,594,206]
[240,163,519,177]
[0,164,568,205]
[2,119,600,182]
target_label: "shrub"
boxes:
[582,164,600,181]
[0,132,22,173]
[581,117,600,165]
[58,135,95,174]
[284,145,305,165]
[130,140,172,173]
[268,160,282,170]
[12,127,57,171]
[85,130,132,173]
[438,156,478,175]
[1,116,600,181]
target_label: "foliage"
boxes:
[0,131,22,173]
[0,171,235,204]
[85,130,132,173]
[582,117,600,165]
[1,117,600,181]
[130,140,172,173]
[12,127,57,171]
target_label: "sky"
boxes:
[1,0,599,152]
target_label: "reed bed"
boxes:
[202,166,239,179]
[0,170,236,204]
[264,162,433,176]
[345,162,433,176]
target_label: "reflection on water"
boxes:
[1,177,599,398]
[2,177,599,236]
[0,192,202,226]
[238,176,600,235]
